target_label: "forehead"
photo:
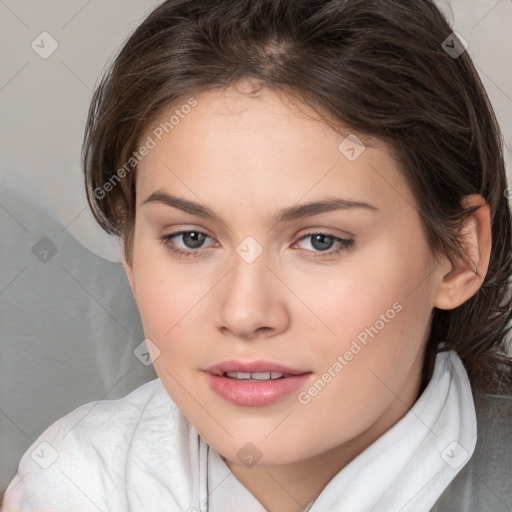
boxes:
[134,86,413,217]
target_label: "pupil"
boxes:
[311,234,334,251]
[183,232,205,249]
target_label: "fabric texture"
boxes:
[430,390,512,511]
[1,350,490,512]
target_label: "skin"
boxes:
[122,85,491,512]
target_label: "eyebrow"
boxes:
[141,190,378,224]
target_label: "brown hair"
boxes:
[83,0,512,392]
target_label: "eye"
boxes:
[160,230,355,260]
[160,230,215,258]
[293,232,354,259]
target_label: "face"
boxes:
[123,85,448,467]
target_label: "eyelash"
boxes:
[160,230,355,260]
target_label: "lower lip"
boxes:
[205,372,312,406]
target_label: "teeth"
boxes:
[226,372,251,379]
[225,371,285,380]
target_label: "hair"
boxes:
[82,0,512,392]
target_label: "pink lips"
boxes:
[205,359,312,407]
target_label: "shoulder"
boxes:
[472,389,512,451]
[471,391,512,462]
[473,388,512,418]
[432,391,512,511]
[2,378,189,511]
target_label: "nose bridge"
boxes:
[225,242,271,308]
[215,238,288,338]
[228,234,270,294]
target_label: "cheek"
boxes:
[295,278,430,448]
[130,238,206,348]
[291,243,431,357]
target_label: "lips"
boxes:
[205,360,309,377]
[204,360,313,406]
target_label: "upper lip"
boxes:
[205,360,311,376]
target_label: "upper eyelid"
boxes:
[294,232,353,250]
[168,230,215,242]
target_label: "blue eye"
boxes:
[160,231,354,259]
[294,233,355,258]
[160,230,213,258]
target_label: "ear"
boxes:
[433,194,492,310]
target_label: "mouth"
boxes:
[205,359,310,377]
[204,360,313,406]
[218,371,294,381]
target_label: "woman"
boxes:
[4,0,512,510]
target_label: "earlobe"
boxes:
[433,194,492,310]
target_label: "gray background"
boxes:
[1,0,512,493]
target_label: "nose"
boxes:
[214,251,290,341]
